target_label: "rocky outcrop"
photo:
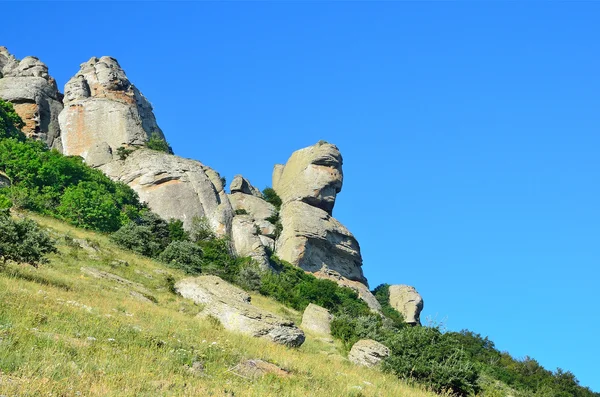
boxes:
[0,171,10,188]
[301,303,333,335]
[230,175,262,198]
[228,176,277,269]
[273,142,374,309]
[0,47,63,149]
[348,339,390,368]
[388,285,424,326]
[100,149,232,234]
[313,269,382,313]
[175,276,305,347]
[59,56,165,161]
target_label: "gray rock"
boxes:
[229,192,276,221]
[348,339,390,367]
[301,303,333,335]
[388,285,424,326]
[0,47,63,149]
[100,149,233,234]
[230,175,262,198]
[231,215,271,269]
[59,56,165,160]
[233,359,289,379]
[86,142,114,167]
[0,172,10,188]
[176,276,305,347]
[313,268,381,313]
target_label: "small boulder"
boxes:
[0,172,10,188]
[301,303,333,335]
[388,285,423,326]
[176,276,305,347]
[229,175,263,198]
[348,339,390,368]
[233,359,289,379]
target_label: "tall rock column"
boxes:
[0,47,63,150]
[273,142,381,312]
[58,56,233,235]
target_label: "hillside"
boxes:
[0,212,436,397]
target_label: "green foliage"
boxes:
[234,259,264,291]
[234,209,248,215]
[116,146,134,160]
[265,213,283,240]
[57,181,122,232]
[262,187,282,210]
[382,326,479,396]
[110,223,163,257]
[146,132,172,153]
[159,240,203,274]
[260,255,370,316]
[197,238,239,282]
[0,99,25,140]
[0,210,57,267]
[167,219,189,242]
[0,193,12,210]
[372,284,407,328]
[189,216,215,243]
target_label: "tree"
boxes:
[0,209,57,267]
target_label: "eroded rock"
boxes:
[388,285,424,326]
[348,339,390,368]
[0,47,63,149]
[0,171,10,188]
[176,276,305,347]
[301,303,333,335]
[230,175,262,198]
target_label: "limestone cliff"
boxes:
[0,47,63,149]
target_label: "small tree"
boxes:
[158,240,203,274]
[0,210,57,267]
[146,132,172,153]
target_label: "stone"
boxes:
[229,192,276,222]
[100,148,233,234]
[348,339,390,368]
[388,285,424,326]
[176,276,305,347]
[0,47,63,149]
[0,172,10,188]
[276,200,367,285]
[86,142,113,167]
[233,359,289,379]
[231,215,271,269]
[301,303,333,335]
[59,56,165,160]
[230,175,262,198]
[273,141,343,215]
[313,269,381,313]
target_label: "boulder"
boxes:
[100,149,233,234]
[277,200,367,285]
[0,171,10,188]
[272,141,342,215]
[301,303,333,335]
[388,285,424,326]
[176,276,305,347]
[233,359,290,379]
[348,339,390,368]
[230,175,262,198]
[231,215,271,269]
[229,192,276,222]
[0,47,63,149]
[59,56,165,160]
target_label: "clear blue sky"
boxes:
[3,1,599,391]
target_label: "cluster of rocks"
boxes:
[0,47,427,354]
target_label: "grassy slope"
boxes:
[0,213,441,397]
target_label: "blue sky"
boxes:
[3,1,599,391]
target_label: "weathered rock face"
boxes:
[230,175,262,198]
[348,339,390,368]
[388,285,424,326]
[176,276,305,347]
[0,47,63,149]
[59,56,164,160]
[100,149,232,235]
[301,303,333,335]
[273,142,376,309]
[231,215,271,269]
[272,141,342,215]
[0,171,10,188]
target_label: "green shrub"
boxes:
[146,132,172,153]
[372,284,407,329]
[167,219,189,242]
[262,187,282,210]
[234,209,248,215]
[116,146,134,160]
[57,181,122,232]
[234,259,264,291]
[197,237,239,281]
[0,99,25,140]
[159,240,203,274]
[189,216,215,243]
[0,210,57,267]
[110,223,163,257]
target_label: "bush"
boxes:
[0,99,25,140]
[262,187,282,210]
[146,132,172,153]
[159,240,203,274]
[110,223,163,257]
[0,210,57,267]
[57,181,122,232]
[234,259,264,291]
[234,209,248,215]
[372,284,407,329]
[197,237,239,281]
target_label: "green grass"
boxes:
[0,212,443,397]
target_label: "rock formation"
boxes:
[230,175,262,198]
[301,303,333,335]
[0,47,63,149]
[176,276,305,347]
[273,142,379,311]
[0,171,10,188]
[348,339,390,368]
[388,285,424,326]
[59,56,164,160]
[100,149,233,234]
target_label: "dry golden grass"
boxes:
[0,213,442,397]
